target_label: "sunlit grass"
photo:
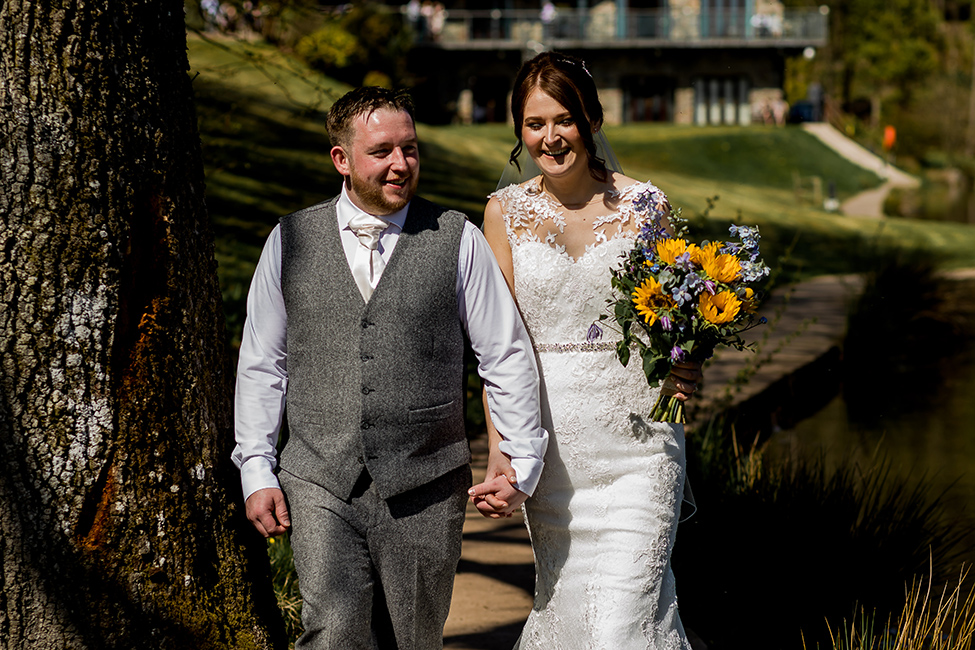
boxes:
[807,568,975,650]
[267,535,303,647]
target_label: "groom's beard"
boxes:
[346,166,418,215]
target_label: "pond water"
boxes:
[890,168,975,224]
[766,300,975,569]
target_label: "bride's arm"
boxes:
[469,197,525,518]
[482,197,516,296]
[654,195,702,398]
[473,388,519,519]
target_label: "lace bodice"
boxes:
[490,179,667,345]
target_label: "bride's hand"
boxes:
[469,474,526,519]
[470,446,520,519]
[663,361,704,402]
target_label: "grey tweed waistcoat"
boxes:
[279,195,470,501]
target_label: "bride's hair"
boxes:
[508,52,608,182]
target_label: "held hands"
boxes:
[469,447,528,519]
[245,487,291,538]
[662,361,704,402]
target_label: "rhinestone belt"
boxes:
[534,341,618,353]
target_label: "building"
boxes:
[397,0,828,126]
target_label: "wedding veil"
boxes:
[495,129,625,190]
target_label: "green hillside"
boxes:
[187,33,975,346]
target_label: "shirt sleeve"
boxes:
[231,225,288,501]
[456,221,548,496]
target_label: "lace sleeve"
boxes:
[615,181,669,232]
[487,182,550,248]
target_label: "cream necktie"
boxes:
[348,212,389,301]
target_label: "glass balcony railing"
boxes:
[406,7,828,47]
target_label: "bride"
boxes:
[469,52,701,649]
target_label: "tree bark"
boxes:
[0,1,285,647]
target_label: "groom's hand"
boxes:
[469,475,528,519]
[245,487,291,538]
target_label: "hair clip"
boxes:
[558,54,593,79]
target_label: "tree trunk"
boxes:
[0,1,285,647]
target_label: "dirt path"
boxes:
[444,434,533,650]
[801,122,920,218]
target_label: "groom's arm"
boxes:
[233,225,291,536]
[455,221,548,499]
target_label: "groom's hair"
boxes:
[327,87,416,150]
[509,52,607,182]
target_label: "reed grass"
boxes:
[673,428,968,650]
[807,566,975,650]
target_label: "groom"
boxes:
[233,86,548,649]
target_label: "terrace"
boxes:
[410,5,829,51]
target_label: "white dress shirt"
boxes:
[233,185,548,500]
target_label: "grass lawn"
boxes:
[188,32,975,348]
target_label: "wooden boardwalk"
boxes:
[691,274,865,427]
[444,274,866,649]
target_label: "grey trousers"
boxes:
[279,465,471,650]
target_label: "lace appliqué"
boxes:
[490,180,666,261]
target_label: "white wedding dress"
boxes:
[491,180,692,650]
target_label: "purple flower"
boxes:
[704,279,716,295]
[660,315,672,331]
[586,322,603,343]
[670,346,686,363]
[672,288,693,306]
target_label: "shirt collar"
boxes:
[338,184,409,233]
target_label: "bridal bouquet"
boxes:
[600,192,770,423]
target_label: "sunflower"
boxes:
[632,277,676,326]
[690,241,721,267]
[698,291,742,325]
[701,251,742,283]
[655,238,688,266]
[740,287,758,313]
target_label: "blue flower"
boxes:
[672,287,693,306]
